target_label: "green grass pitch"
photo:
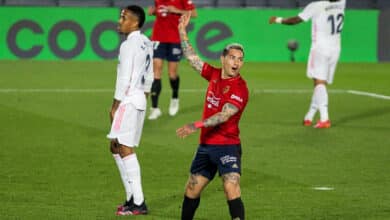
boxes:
[0,60,389,219]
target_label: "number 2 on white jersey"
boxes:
[141,54,151,85]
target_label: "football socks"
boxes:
[227,197,245,220]
[113,154,132,201]
[315,84,329,121]
[122,154,145,206]
[304,88,318,121]
[151,79,162,108]
[169,76,180,99]
[181,195,200,220]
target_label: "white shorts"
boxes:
[306,48,340,84]
[107,103,145,147]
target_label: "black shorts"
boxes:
[153,42,182,62]
[190,144,242,181]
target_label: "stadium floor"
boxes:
[0,61,389,219]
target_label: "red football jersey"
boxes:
[151,0,195,43]
[199,63,249,145]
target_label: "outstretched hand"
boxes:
[178,11,191,30]
[269,16,277,24]
[176,123,197,139]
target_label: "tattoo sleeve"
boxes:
[222,173,241,185]
[179,28,204,73]
[203,103,239,128]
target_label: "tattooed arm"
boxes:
[203,103,239,127]
[176,103,239,138]
[178,12,204,73]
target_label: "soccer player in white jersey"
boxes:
[107,5,153,215]
[269,0,346,128]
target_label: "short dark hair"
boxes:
[126,5,145,28]
[222,43,244,57]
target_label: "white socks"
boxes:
[316,84,329,121]
[305,84,329,121]
[113,154,132,201]
[122,154,145,205]
[304,93,318,121]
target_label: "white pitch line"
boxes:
[0,88,389,101]
[0,88,112,93]
[252,89,346,94]
[348,90,390,100]
[312,186,334,191]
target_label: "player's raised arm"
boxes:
[178,12,204,73]
[269,16,303,25]
[166,5,198,17]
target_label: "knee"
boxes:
[222,173,241,200]
[118,145,134,158]
[184,175,203,198]
[224,185,241,200]
[185,182,201,199]
[225,188,241,200]
[314,79,327,86]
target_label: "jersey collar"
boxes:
[127,30,141,39]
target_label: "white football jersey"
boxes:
[299,0,346,52]
[114,30,154,110]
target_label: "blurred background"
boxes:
[1,0,389,9]
[1,0,389,62]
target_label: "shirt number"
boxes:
[328,13,344,35]
[145,54,151,73]
[141,54,151,85]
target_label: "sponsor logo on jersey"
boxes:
[206,91,221,108]
[230,94,243,103]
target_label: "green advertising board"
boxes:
[0,7,378,62]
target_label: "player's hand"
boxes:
[176,123,197,138]
[269,16,277,24]
[147,6,156,15]
[178,11,191,30]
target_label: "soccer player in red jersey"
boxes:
[147,0,197,120]
[176,12,249,220]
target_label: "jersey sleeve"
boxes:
[298,2,319,22]
[114,41,135,101]
[183,0,195,10]
[226,83,248,111]
[201,63,217,81]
